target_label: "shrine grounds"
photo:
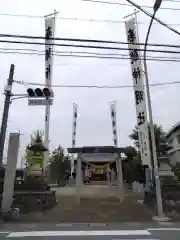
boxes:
[21,185,154,223]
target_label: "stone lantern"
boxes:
[26,138,47,177]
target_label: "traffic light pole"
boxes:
[0,64,15,165]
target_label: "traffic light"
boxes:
[35,88,43,97]
[27,88,54,98]
[27,88,35,97]
[43,88,54,98]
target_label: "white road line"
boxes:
[55,223,73,227]
[113,239,159,240]
[7,230,151,238]
[148,228,180,231]
[157,222,174,226]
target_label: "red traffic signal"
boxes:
[43,88,54,98]
[27,88,54,98]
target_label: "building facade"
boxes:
[166,122,180,166]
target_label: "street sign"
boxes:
[28,99,53,106]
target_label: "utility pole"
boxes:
[142,0,167,221]
[0,64,15,165]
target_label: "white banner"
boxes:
[71,103,78,175]
[125,18,151,167]
[110,102,118,147]
[72,103,78,147]
[44,16,56,170]
[45,16,55,86]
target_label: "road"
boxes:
[0,222,180,239]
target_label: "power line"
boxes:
[14,79,180,88]
[126,0,180,38]
[164,0,180,2]
[1,50,180,63]
[1,39,180,55]
[0,13,180,26]
[3,47,180,58]
[83,0,180,38]
[0,36,180,54]
[0,40,180,54]
[2,47,180,63]
[2,33,180,49]
[3,46,180,57]
[82,0,180,11]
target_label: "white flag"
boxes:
[71,103,78,175]
[45,16,55,86]
[72,103,78,147]
[125,18,151,167]
[110,102,118,147]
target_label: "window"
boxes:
[168,139,173,146]
[177,135,180,144]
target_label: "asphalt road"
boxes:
[1,222,180,239]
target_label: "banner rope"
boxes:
[86,161,115,169]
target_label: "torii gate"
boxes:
[68,146,131,203]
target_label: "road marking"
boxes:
[113,239,159,240]
[55,223,73,227]
[112,239,159,240]
[88,223,108,227]
[157,222,174,225]
[126,222,142,226]
[148,228,180,231]
[7,230,151,237]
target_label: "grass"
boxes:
[21,194,153,223]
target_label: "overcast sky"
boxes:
[1,0,180,165]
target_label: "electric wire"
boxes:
[3,47,180,59]
[1,39,180,55]
[14,79,180,88]
[1,50,180,63]
[82,0,180,11]
[1,34,180,50]
[0,13,180,26]
[84,0,180,38]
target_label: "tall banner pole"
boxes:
[110,101,124,201]
[71,103,78,177]
[44,11,57,171]
[125,18,152,186]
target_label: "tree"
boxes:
[124,146,139,162]
[49,145,70,184]
[129,123,171,165]
[123,146,142,183]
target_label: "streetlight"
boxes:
[143,0,167,220]
[125,0,167,220]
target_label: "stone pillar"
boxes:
[1,133,20,212]
[76,153,82,203]
[111,169,115,185]
[116,154,124,202]
[107,165,111,187]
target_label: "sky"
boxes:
[0,0,180,166]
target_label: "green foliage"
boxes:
[124,146,139,161]
[171,163,180,180]
[49,145,70,183]
[123,146,142,183]
[129,123,169,162]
